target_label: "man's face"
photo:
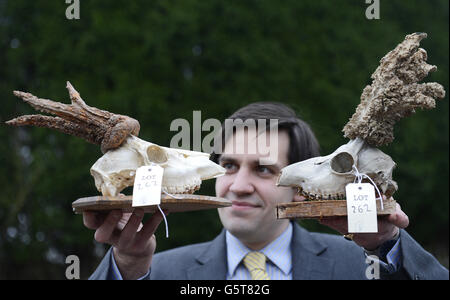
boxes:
[216,128,297,248]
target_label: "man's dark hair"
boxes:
[211,102,320,164]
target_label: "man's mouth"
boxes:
[231,201,261,210]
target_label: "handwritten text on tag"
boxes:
[132,165,164,207]
[346,183,378,233]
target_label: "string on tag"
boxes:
[156,204,169,238]
[157,188,185,238]
[352,165,384,210]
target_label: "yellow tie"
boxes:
[243,252,271,280]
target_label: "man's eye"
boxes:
[222,163,237,173]
[257,166,274,175]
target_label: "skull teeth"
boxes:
[164,184,201,194]
[296,187,345,200]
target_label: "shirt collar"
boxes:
[225,222,293,277]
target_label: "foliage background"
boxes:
[0,0,448,279]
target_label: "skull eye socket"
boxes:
[330,152,354,174]
[146,145,168,164]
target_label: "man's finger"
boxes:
[83,211,107,230]
[136,211,165,243]
[94,210,123,244]
[116,212,133,231]
[116,209,145,249]
[387,203,409,229]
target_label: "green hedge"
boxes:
[0,0,448,279]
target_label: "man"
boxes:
[85,102,448,280]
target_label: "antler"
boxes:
[343,33,445,147]
[6,82,140,153]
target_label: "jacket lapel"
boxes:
[186,230,228,280]
[185,223,336,280]
[291,223,335,280]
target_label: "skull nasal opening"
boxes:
[330,152,354,173]
[146,145,168,164]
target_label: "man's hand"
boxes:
[83,208,165,279]
[318,198,409,250]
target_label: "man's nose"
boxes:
[229,167,255,195]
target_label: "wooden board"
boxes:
[277,198,397,219]
[72,194,231,214]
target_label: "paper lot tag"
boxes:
[132,165,164,207]
[346,183,378,233]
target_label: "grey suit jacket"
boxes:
[89,223,448,280]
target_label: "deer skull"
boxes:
[90,135,226,196]
[276,33,445,201]
[5,82,226,197]
[277,138,397,200]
